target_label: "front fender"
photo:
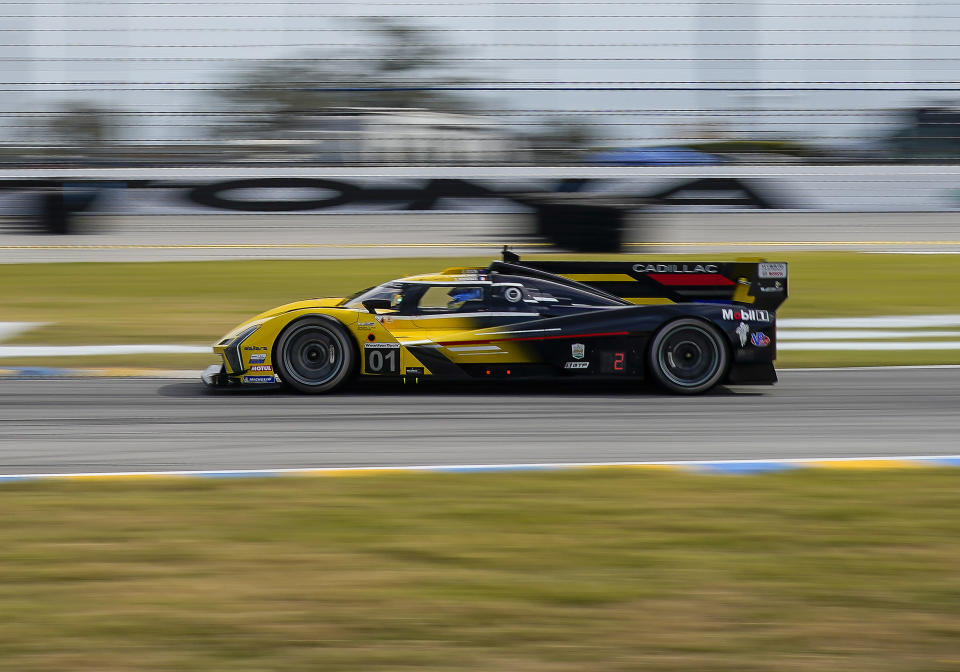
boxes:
[214,308,363,377]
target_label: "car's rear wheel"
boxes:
[274,317,355,394]
[648,318,728,394]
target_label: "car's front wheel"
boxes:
[648,318,728,394]
[274,317,355,394]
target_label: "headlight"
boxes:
[224,323,260,374]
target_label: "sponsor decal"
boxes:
[722,308,772,322]
[750,332,771,347]
[736,322,749,347]
[571,343,585,360]
[243,345,267,351]
[758,262,788,279]
[242,375,275,384]
[564,361,590,369]
[357,321,376,330]
[249,353,267,363]
[249,364,272,372]
[365,343,400,373]
[175,177,774,215]
[405,367,424,376]
[633,263,719,274]
[760,286,784,293]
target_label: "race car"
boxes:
[202,249,788,395]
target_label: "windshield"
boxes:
[413,285,486,313]
[344,282,404,310]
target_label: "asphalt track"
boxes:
[1,367,958,475]
[4,212,960,262]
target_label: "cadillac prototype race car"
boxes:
[202,250,788,395]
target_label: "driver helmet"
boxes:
[448,287,483,304]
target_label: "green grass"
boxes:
[775,349,960,368]
[0,258,467,347]
[1,469,960,671]
[1,252,959,368]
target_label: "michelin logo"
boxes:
[242,375,275,384]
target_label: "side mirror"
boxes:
[362,299,392,314]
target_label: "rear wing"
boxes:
[493,253,788,311]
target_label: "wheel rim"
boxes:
[280,324,344,387]
[657,325,721,388]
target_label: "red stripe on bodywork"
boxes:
[440,331,629,347]
[648,273,736,286]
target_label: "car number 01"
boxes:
[365,345,400,374]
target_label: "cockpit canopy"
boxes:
[344,273,623,315]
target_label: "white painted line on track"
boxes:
[781,364,960,372]
[0,344,209,357]
[779,315,960,328]
[779,341,960,351]
[0,369,201,379]
[1,454,958,482]
[780,329,960,340]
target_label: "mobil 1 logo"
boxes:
[364,342,400,374]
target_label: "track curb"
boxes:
[1,456,959,484]
[0,367,198,379]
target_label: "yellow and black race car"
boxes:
[203,249,788,395]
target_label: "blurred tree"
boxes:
[45,102,113,146]
[528,117,598,164]
[212,18,475,138]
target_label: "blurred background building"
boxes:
[1,0,958,165]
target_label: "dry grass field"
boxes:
[0,469,959,671]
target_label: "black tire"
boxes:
[647,318,729,394]
[274,317,355,394]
